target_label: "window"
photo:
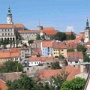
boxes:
[75,61,78,63]
[27,68,29,71]
[2,33,4,36]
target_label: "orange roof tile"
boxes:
[38,65,80,80]
[52,41,67,49]
[14,24,25,28]
[29,57,46,62]
[32,48,42,55]
[65,42,78,49]
[0,50,20,59]
[0,24,14,28]
[43,27,55,31]
[42,40,53,47]
[10,48,21,52]
[0,79,7,90]
[67,52,83,59]
[43,27,57,35]
[18,30,41,33]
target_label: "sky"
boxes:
[0,0,90,33]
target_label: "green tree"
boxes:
[28,40,34,45]
[6,74,37,90]
[1,39,9,48]
[15,31,21,40]
[15,39,20,47]
[70,32,76,40]
[50,70,69,90]
[59,55,65,59]
[84,54,90,62]
[0,61,23,73]
[36,34,41,40]
[67,48,75,52]
[66,32,76,40]
[51,62,61,69]
[54,32,67,41]
[61,77,86,90]
[77,45,87,55]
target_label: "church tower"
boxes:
[7,6,13,24]
[84,19,90,43]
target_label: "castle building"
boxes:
[84,19,90,43]
[0,7,25,41]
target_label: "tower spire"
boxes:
[7,6,13,24]
[86,18,89,29]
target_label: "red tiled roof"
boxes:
[33,48,42,55]
[29,56,54,62]
[18,30,41,33]
[29,57,46,62]
[14,24,25,28]
[38,65,80,80]
[67,52,83,59]
[65,42,79,49]
[10,48,21,52]
[0,79,7,90]
[0,50,20,59]
[42,40,53,47]
[52,41,67,49]
[43,27,58,35]
[0,24,14,28]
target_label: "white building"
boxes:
[67,52,83,66]
[28,57,46,66]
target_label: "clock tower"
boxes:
[84,19,90,43]
[7,6,13,24]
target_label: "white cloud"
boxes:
[66,26,74,32]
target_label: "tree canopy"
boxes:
[77,44,87,55]
[0,61,23,73]
[66,32,76,40]
[50,31,76,41]
[36,34,41,40]
[51,62,61,69]
[6,72,86,90]
[67,48,75,52]
[61,77,86,90]
[28,40,34,45]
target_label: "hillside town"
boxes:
[0,7,90,90]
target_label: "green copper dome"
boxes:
[7,6,12,15]
[86,18,90,29]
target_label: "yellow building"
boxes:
[52,42,67,58]
[53,49,60,58]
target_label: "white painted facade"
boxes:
[68,59,83,66]
[0,28,16,41]
[29,61,42,66]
